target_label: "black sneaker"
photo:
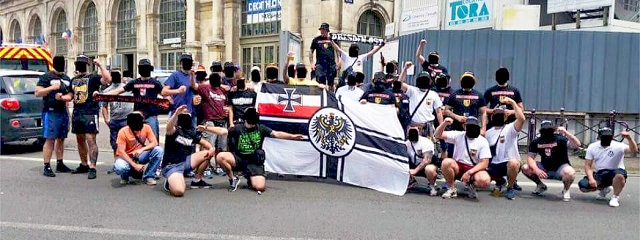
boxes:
[56,163,72,173]
[513,181,523,191]
[43,166,56,177]
[228,177,240,192]
[190,179,213,189]
[87,168,97,179]
[71,164,89,174]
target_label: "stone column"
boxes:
[223,0,239,63]
[146,13,158,66]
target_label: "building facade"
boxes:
[0,0,396,75]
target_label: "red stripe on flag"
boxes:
[258,103,320,119]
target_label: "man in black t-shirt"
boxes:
[484,67,524,128]
[35,56,74,177]
[216,108,304,193]
[360,72,397,107]
[522,121,581,202]
[69,55,111,179]
[310,23,338,90]
[161,105,227,197]
[227,80,257,125]
[415,39,449,79]
[444,72,487,159]
[104,59,164,141]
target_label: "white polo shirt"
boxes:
[445,130,491,166]
[585,141,628,171]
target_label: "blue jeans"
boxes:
[145,115,159,142]
[108,119,128,151]
[114,146,163,180]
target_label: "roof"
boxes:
[0,70,45,77]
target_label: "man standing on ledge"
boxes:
[310,22,338,91]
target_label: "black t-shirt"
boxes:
[162,128,202,167]
[228,124,273,159]
[71,73,102,115]
[310,36,337,67]
[528,135,570,171]
[37,72,72,112]
[484,84,523,124]
[445,89,486,130]
[361,88,397,105]
[123,78,164,116]
[422,64,449,79]
[228,90,257,121]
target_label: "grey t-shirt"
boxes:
[101,83,134,121]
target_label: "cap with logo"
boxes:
[180,53,193,61]
[138,59,152,66]
[540,120,555,129]
[75,55,90,64]
[598,127,614,137]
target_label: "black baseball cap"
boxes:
[598,127,614,137]
[75,55,89,64]
[540,120,555,129]
[466,117,481,127]
[416,71,431,81]
[138,59,152,66]
[295,63,306,70]
[180,53,193,61]
[373,72,386,82]
[319,22,330,31]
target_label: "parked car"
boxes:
[0,70,45,146]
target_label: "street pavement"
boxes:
[1,141,639,240]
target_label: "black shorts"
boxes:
[578,168,628,190]
[487,162,509,178]
[233,153,265,177]
[315,64,336,86]
[71,114,99,134]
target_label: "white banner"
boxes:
[547,0,614,14]
[445,0,494,30]
[400,0,439,35]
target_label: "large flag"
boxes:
[258,83,409,196]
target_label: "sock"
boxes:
[44,163,51,168]
[57,159,63,164]
[612,195,618,198]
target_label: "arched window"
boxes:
[29,16,42,44]
[10,20,22,43]
[117,0,137,49]
[53,10,68,55]
[83,1,98,53]
[357,10,384,37]
[159,0,186,44]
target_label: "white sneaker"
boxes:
[561,189,571,202]
[429,184,438,196]
[442,188,457,199]
[596,186,612,200]
[609,195,620,207]
[467,184,477,199]
[532,183,548,196]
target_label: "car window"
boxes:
[0,59,49,72]
[2,76,39,94]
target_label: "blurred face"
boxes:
[320,29,329,36]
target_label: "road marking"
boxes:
[1,156,105,165]
[0,222,326,240]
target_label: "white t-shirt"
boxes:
[405,136,435,166]
[336,85,364,102]
[339,50,368,73]
[445,130,492,166]
[485,123,520,164]
[405,85,442,123]
[585,141,628,171]
[250,81,262,94]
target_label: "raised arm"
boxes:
[435,117,453,140]
[415,39,427,65]
[166,105,188,135]
[557,127,581,149]
[501,97,525,132]
[398,61,413,92]
[94,59,111,85]
[621,132,638,154]
[365,42,385,59]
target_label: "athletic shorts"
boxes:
[315,64,336,86]
[578,168,627,190]
[487,162,509,178]
[162,156,193,178]
[203,120,228,150]
[537,162,570,181]
[71,114,99,134]
[455,162,476,180]
[42,111,69,139]
[233,153,265,177]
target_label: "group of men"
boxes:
[34,23,637,206]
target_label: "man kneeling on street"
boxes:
[406,126,439,196]
[162,105,226,197]
[216,108,304,193]
[114,112,163,185]
[435,116,492,199]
